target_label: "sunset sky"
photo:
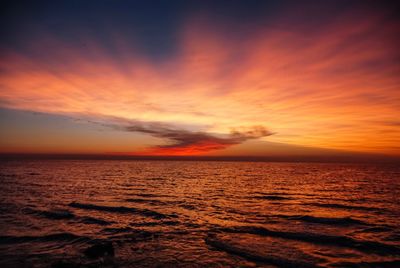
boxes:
[1,0,399,159]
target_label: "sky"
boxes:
[0,0,399,159]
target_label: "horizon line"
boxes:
[0,153,399,164]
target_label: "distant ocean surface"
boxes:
[0,160,399,267]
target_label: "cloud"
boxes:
[106,119,273,155]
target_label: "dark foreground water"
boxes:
[0,161,399,267]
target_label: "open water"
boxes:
[0,160,399,267]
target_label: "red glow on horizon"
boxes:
[134,141,235,156]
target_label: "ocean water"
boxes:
[0,160,399,267]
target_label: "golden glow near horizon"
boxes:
[0,8,399,156]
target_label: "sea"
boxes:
[0,160,399,267]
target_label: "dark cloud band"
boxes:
[101,118,273,153]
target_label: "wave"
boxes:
[384,233,400,242]
[133,193,171,198]
[108,229,157,242]
[161,220,180,226]
[69,202,176,219]
[205,233,321,268]
[124,198,168,206]
[23,207,113,226]
[129,220,181,228]
[282,215,368,226]
[354,226,393,233]
[0,233,89,244]
[79,216,112,226]
[218,226,400,256]
[331,259,400,267]
[102,227,133,234]
[124,198,194,212]
[307,202,378,211]
[254,195,292,201]
[179,204,197,210]
[23,208,75,220]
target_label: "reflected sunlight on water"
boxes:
[0,161,399,267]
